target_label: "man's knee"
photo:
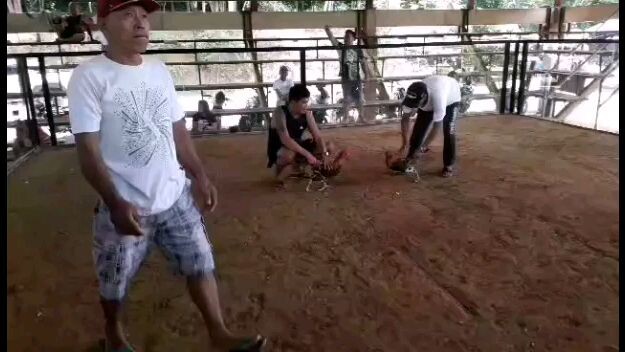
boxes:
[277,149,296,165]
[326,141,336,152]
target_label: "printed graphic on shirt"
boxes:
[113,82,174,168]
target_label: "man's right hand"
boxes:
[109,199,144,237]
[306,153,321,167]
[398,145,408,156]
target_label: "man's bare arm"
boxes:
[400,108,415,152]
[172,119,218,212]
[75,132,123,208]
[274,108,315,159]
[323,25,342,57]
[355,31,375,78]
[276,91,287,102]
[306,111,327,154]
[172,119,208,183]
[76,132,143,235]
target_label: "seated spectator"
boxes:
[14,120,51,156]
[192,99,219,134]
[213,91,226,110]
[51,4,94,43]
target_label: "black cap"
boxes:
[403,81,427,108]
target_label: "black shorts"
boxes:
[276,139,317,164]
[298,138,317,154]
[341,80,363,105]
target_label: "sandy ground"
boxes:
[7,115,619,352]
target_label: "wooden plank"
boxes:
[529,69,611,78]
[10,7,618,33]
[525,91,583,101]
[253,11,356,30]
[7,13,50,33]
[564,4,619,23]
[377,9,462,27]
[7,115,70,128]
[470,8,547,25]
[7,146,39,176]
[149,12,241,30]
[7,91,66,99]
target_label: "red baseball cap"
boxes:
[97,0,160,18]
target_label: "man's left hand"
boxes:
[322,153,331,168]
[191,176,218,213]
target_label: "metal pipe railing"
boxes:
[499,42,511,114]
[9,30,615,48]
[516,42,530,114]
[509,42,520,113]
[6,38,620,59]
[6,37,619,147]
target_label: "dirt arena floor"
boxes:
[8,115,619,352]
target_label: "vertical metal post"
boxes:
[557,6,566,40]
[18,57,40,146]
[194,41,203,100]
[594,55,604,130]
[316,39,319,59]
[499,42,511,114]
[508,42,520,113]
[58,44,64,65]
[381,58,385,77]
[299,49,306,85]
[38,56,58,146]
[516,42,529,115]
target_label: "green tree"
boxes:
[400,0,423,9]
[260,0,365,11]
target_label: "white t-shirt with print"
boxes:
[402,75,462,122]
[68,54,186,216]
[273,78,294,106]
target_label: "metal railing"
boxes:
[6,37,619,151]
[9,30,619,49]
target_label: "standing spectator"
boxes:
[272,66,294,107]
[324,25,367,123]
[313,84,329,124]
[67,0,266,350]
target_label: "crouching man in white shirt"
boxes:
[68,0,266,351]
[399,76,461,177]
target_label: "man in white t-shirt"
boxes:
[272,65,294,106]
[398,76,461,177]
[67,0,266,351]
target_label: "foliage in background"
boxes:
[259,1,365,11]
[19,0,620,13]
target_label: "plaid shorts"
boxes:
[92,181,215,301]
